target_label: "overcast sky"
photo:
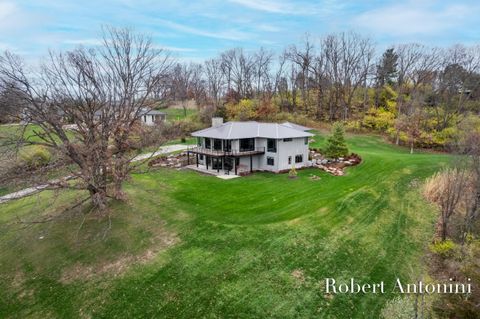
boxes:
[1,0,480,62]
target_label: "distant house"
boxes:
[94,108,166,126]
[139,109,167,126]
[188,118,314,175]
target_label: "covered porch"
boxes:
[186,150,260,175]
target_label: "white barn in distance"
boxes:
[188,118,313,175]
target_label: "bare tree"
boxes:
[424,168,468,240]
[461,130,480,237]
[252,47,274,97]
[287,38,316,114]
[189,63,207,107]
[394,105,424,154]
[205,58,225,108]
[220,48,255,99]
[321,32,375,120]
[432,45,480,131]
[393,44,442,144]
[0,81,27,123]
[171,63,193,117]
[0,27,173,210]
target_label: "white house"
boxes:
[188,118,314,175]
[139,109,167,126]
[93,108,166,126]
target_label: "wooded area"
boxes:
[148,33,480,151]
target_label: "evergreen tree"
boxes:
[324,122,349,158]
[376,48,398,87]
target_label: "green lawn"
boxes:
[160,107,198,121]
[0,133,450,318]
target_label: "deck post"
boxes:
[217,158,220,173]
[206,156,209,170]
[250,155,253,173]
[196,153,199,167]
[235,158,237,175]
[187,151,190,165]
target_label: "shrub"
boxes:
[255,99,279,121]
[380,297,415,319]
[431,127,458,146]
[197,105,216,125]
[429,239,457,258]
[226,99,256,121]
[288,165,297,178]
[361,108,395,132]
[324,122,349,159]
[20,146,52,168]
[344,120,362,132]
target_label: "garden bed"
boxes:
[310,149,362,176]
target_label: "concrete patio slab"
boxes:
[185,165,240,179]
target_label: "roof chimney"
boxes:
[212,117,223,128]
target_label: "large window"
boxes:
[239,138,255,152]
[288,156,292,165]
[213,139,222,151]
[205,138,211,149]
[267,157,274,166]
[223,140,232,152]
[295,155,303,163]
[267,139,277,153]
[197,137,202,146]
[304,137,308,145]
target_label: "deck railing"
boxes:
[187,146,265,157]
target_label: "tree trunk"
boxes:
[112,159,129,201]
[441,216,448,241]
[88,185,108,211]
[113,180,127,201]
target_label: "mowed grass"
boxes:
[0,133,450,318]
[161,107,198,121]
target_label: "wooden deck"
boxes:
[187,146,265,157]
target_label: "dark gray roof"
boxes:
[93,108,166,117]
[281,121,311,131]
[192,121,314,139]
[141,109,166,116]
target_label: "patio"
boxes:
[185,165,241,179]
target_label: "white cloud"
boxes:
[157,45,197,52]
[228,0,342,15]
[156,19,251,41]
[354,1,478,37]
[63,38,102,46]
[0,1,31,30]
[256,24,282,32]
[228,0,290,14]
[0,1,16,18]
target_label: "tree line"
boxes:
[159,33,478,116]
[155,32,480,151]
